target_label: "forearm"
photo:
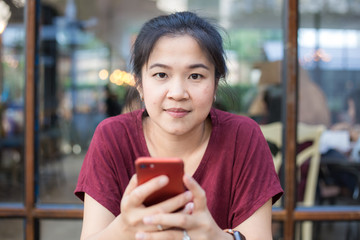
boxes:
[82,215,132,240]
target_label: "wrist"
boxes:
[113,214,133,237]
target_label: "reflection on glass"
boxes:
[38,1,112,204]
[41,220,82,240]
[38,0,147,204]
[0,219,24,240]
[0,0,25,203]
[299,0,360,207]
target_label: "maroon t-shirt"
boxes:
[75,108,283,228]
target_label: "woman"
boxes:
[75,11,283,240]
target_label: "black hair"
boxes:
[131,11,227,87]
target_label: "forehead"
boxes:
[145,35,212,65]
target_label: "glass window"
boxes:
[38,0,117,204]
[40,220,82,240]
[0,0,26,203]
[272,221,283,240]
[0,219,24,240]
[296,220,360,240]
[298,0,360,207]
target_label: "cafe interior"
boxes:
[0,0,360,239]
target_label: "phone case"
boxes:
[135,157,186,206]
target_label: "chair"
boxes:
[260,122,325,240]
[260,122,283,174]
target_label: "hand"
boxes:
[136,175,228,240]
[118,174,193,238]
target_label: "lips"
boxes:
[165,108,190,118]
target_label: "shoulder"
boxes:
[92,110,143,142]
[211,108,260,132]
[97,110,142,131]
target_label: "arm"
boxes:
[80,174,141,240]
[80,194,124,240]
[234,199,273,240]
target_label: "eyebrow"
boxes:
[149,63,210,70]
[149,63,170,69]
[189,63,210,70]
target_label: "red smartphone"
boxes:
[135,157,186,206]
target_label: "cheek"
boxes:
[201,85,215,100]
[143,85,165,106]
[191,86,215,107]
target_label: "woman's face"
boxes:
[139,35,216,136]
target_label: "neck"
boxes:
[143,117,212,162]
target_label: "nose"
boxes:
[166,78,189,100]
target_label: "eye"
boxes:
[189,73,202,80]
[154,72,167,79]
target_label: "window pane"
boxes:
[37,0,167,203]
[0,0,25,203]
[37,1,116,204]
[296,220,360,240]
[40,220,82,240]
[298,0,360,207]
[272,221,283,240]
[0,219,24,240]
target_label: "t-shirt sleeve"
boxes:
[74,122,123,216]
[230,120,283,227]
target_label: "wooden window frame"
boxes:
[0,0,359,239]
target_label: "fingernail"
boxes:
[185,202,194,210]
[158,176,169,185]
[184,191,192,200]
[135,232,145,240]
[143,215,153,224]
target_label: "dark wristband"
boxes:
[224,229,246,240]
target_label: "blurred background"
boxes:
[1,0,360,239]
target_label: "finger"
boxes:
[143,211,193,231]
[182,202,194,214]
[121,174,140,211]
[151,190,193,214]
[128,175,169,207]
[123,174,138,197]
[183,174,207,211]
[142,190,192,227]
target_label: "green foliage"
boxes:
[225,29,282,62]
[215,83,257,114]
[226,30,263,61]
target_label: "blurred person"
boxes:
[248,60,330,126]
[104,84,122,117]
[331,88,360,143]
